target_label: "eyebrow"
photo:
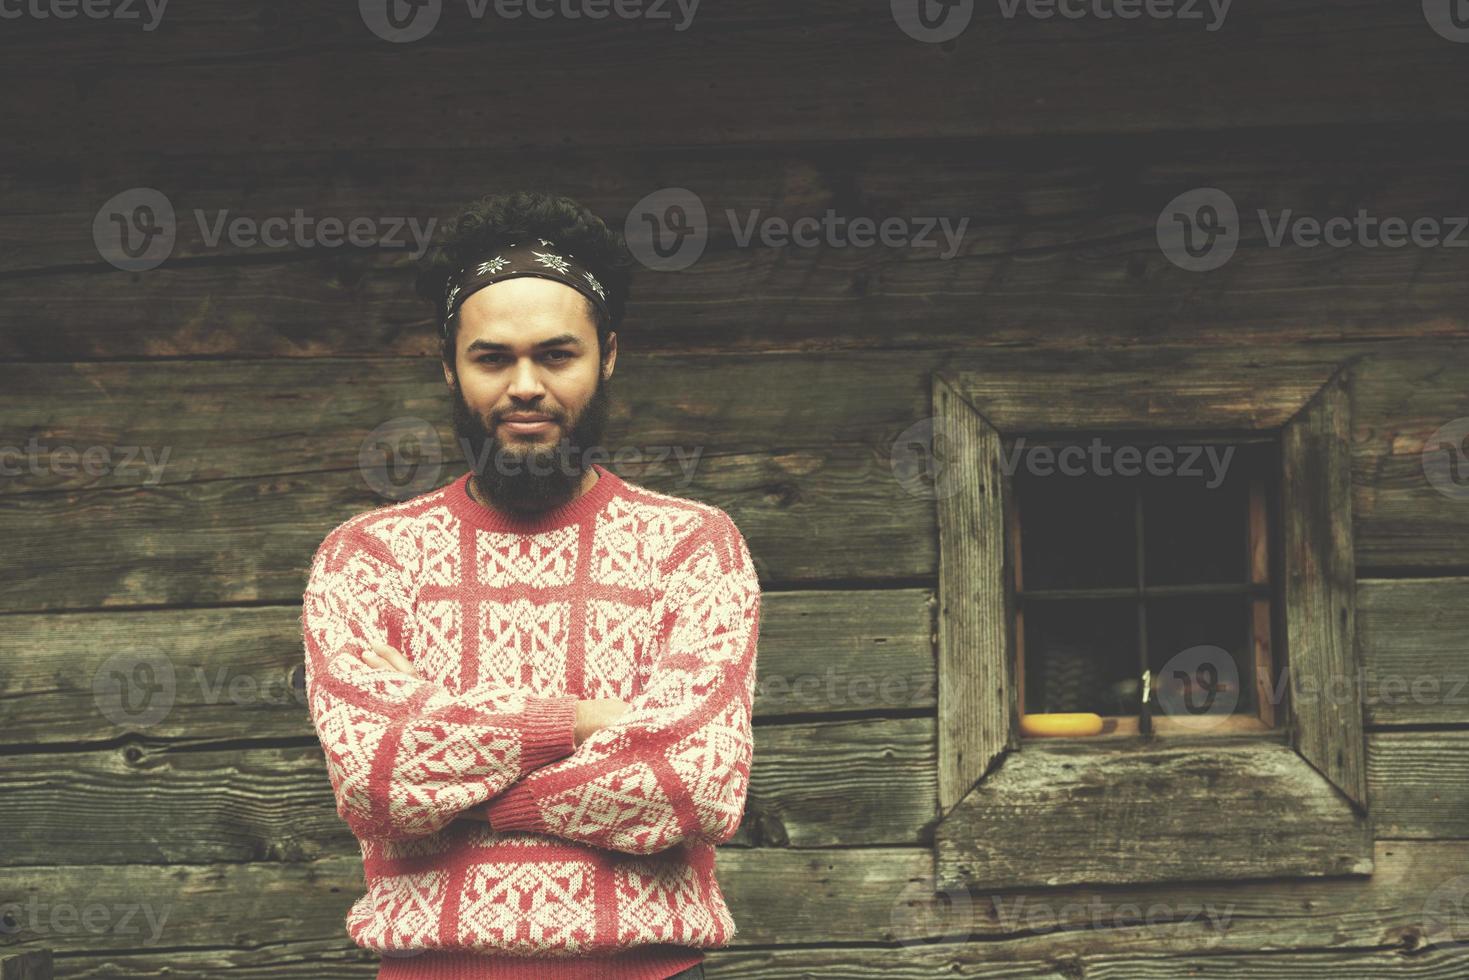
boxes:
[465,334,585,353]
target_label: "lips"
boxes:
[500,414,556,434]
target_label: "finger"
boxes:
[370,642,419,678]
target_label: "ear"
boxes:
[601,331,618,381]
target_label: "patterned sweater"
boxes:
[300,463,761,979]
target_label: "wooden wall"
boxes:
[3,2,1468,975]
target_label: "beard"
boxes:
[449,368,613,516]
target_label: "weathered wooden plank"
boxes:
[3,345,1467,613]
[6,128,1469,359]
[945,348,1344,430]
[934,737,1374,891]
[1282,368,1368,810]
[0,716,936,866]
[0,355,921,496]
[40,936,1469,979]
[1360,579,1469,726]
[1369,731,1469,841]
[2,3,1463,161]
[0,848,934,953]
[0,950,51,980]
[7,718,1464,869]
[934,372,1013,812]
[4,576,1462,753]
[3,841,1468,971]
[0,454,933,611]
[1353,352,1469,572]
[0,590,934,745]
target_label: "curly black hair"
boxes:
[415,189,634,365]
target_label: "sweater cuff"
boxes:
[517,694,579,774]
[481,781,545,832]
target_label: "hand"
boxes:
[360,641,421,680]
[574,698,630,746]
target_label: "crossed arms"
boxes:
[300,511,760,855]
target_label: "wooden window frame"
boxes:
[932,350,1372,890]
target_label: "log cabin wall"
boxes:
[2,2,1468,976]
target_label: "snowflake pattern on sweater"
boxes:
[300,464,760,968]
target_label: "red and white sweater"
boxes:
[301,463,761,979]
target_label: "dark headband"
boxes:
[440,238,610,341]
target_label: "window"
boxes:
[928,352,1372,890]
[1010,435,1279,737]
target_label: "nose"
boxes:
[505,358,547,401]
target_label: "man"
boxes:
[301,190,760,979]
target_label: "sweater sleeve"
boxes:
[478,511,761,855]
[302,522,580,842]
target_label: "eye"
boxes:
[546,350,573,362]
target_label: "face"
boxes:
[443,276,618,514]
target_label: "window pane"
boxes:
[1141,458,1251,586]
[1022,599,1140,716]
[1146,596,1253,718]
[1015,469,1136,590]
